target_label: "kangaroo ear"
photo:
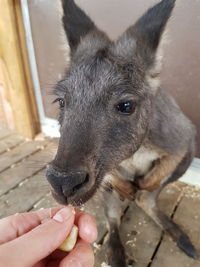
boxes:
[113,0,176,70]
[61,0,96,54]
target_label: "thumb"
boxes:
[0,206,75,267]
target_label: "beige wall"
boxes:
[28,0,68,119]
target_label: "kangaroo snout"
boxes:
[46,165,91,204]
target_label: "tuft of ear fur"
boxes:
[133,0,176,53]
[113,0,176,90]
[61,0,96,54]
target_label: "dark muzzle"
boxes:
[46,165,90,199]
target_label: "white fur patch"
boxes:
[119,146,160,178]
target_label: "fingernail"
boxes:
[66,259,82,267]
[53,207,75,223]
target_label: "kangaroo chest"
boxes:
[119,145,161,181]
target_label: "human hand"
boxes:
[0,206,97,267]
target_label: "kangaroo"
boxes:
[46,0,198,265]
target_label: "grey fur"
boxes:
[46,0,197,264]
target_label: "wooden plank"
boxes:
[157,182,186,216]
[94,182,186,267]
[0,139,49,173]
[0,143,56,197]
[0,169,50,218]
[122,183,186,267]
[120,202,162,267]
[32,193,59,211]
[0,134,24,154]
[0,128,13,140]
[0,0,39,138]
[94,245,109,267]
[0,59,15,129]
[151,185,200,267]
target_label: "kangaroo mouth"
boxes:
[51,178,99,207]
[51,172,137,206]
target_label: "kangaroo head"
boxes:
[46,0,176,205]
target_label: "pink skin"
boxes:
[0,207,97,267]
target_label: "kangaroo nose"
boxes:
[46,166,89,198]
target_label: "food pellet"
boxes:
[59,225,79,252]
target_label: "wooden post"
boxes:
[0,0,40,138]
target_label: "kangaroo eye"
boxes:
[53,98,65,108]
[116,101,136,115]
[59,99,65,108]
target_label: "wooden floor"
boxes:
[0,128,200,267]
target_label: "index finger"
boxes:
[0,207,62,245]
